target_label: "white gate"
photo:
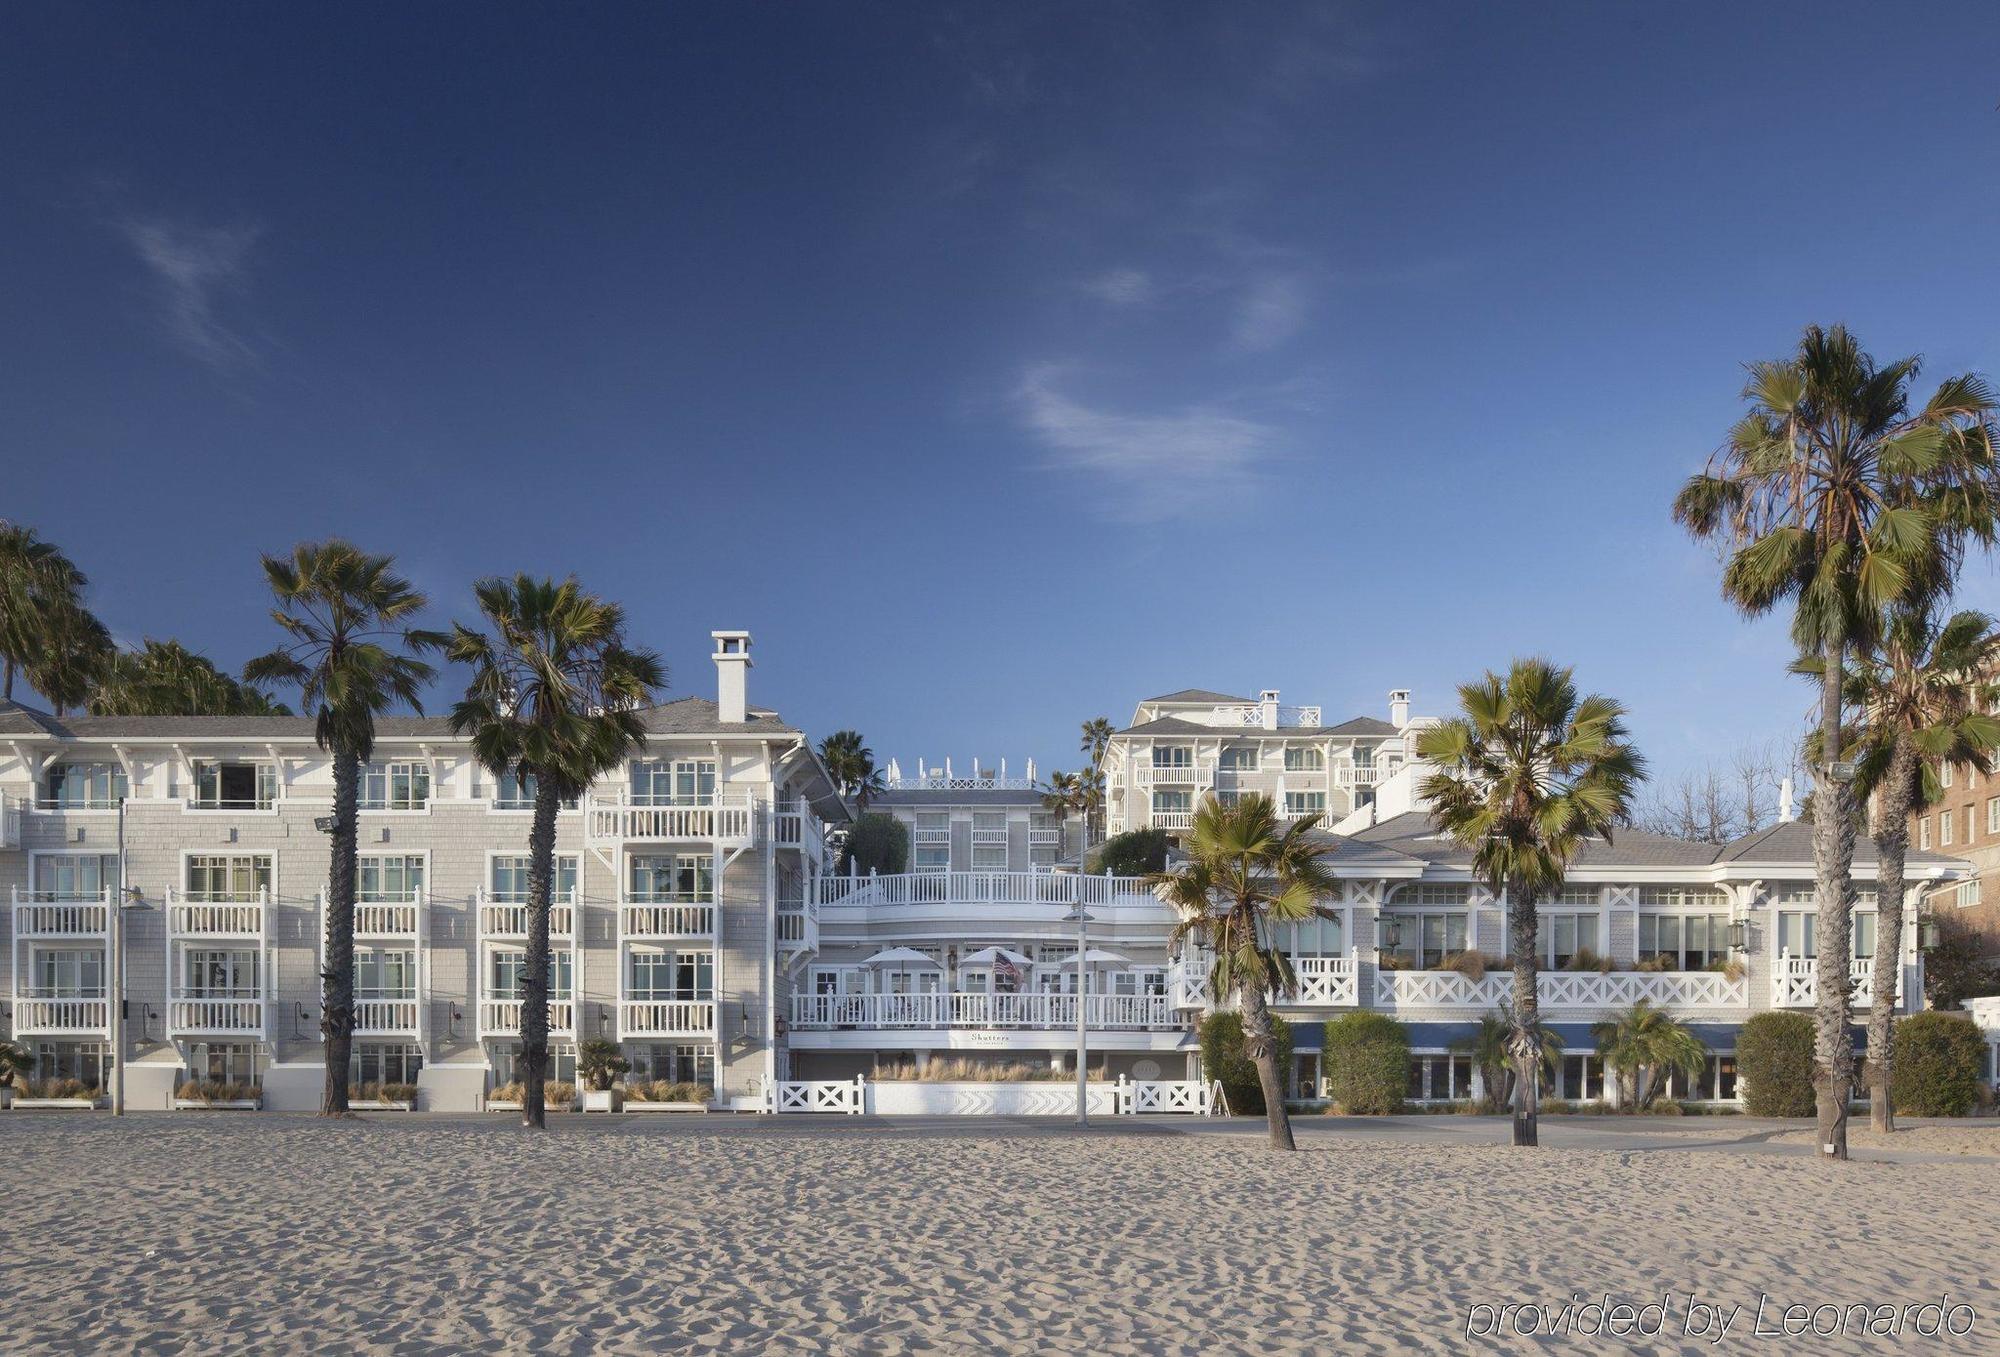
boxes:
[1115,1077,1219,1116]
[772,1077,866,1114]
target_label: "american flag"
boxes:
[995,954,1023,989]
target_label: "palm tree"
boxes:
[1673,324,1999,1158]
[1451,1001,1561,1113]
[1592,1001,1709,1110]
[1079,719,1114,840]
[447,575,663,1128]
[1040,769,1088,862]
[1417,659,1644,1147]
[90,639,291,716]
[0,521,89,703]
[1847,603,2000,1132]
[26,599,112,717]
[243,542,444,1118]
[818,729,886,809]
[1149,794,1339,1150]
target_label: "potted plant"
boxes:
[0,1040,30,1109]
[578,1039,629,1112]
[172,1079,262,1110]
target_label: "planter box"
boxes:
[10,1097,104,1110]
[172,1099,261,1111]
[485,1101,577,1113]
[624,1100,710,1113]
[582,1088,623,1113]
[349,1100,415,1112]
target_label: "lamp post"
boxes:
[112,795,154,1117]
[1062,903,1095,1127]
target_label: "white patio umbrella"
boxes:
[859,947,941,967]
[957,945,1034,969]
[1078,948,1130,967]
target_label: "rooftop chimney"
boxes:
[1389,689,1411,729]
[1778,775,1795,823]
[711,630,752,724]
[1259,689,1280,731]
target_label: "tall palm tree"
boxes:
[0,521,89,703]
[1673,324,1999,1158]
[1149,794,1338,1151]
[818,729,886,809]
[1591,1000,1708,1110]
[1417,659,1644,1147]
[448,576,663,1129]
[1040,769,1088,862]
[243,542,444,1118]
[1079,718,1114,840]
[26,598,113,717]
[90,639,291,716]
[1847,604,2000,1132]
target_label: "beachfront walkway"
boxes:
[4,1113,1995,1354]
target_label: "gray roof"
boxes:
[1324,716,1400,736]
[1716,819,1962,867]
[874,788,1048,807]
[1117,715,1401,739]
[1143,688,1252,705]
[0,701,62,736]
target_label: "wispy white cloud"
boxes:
[1017,364,1280,522]
[116,215,264,371]
[1078,267,1157,307]
[1229,273,1310,351]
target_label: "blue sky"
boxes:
[5,3,1999,790]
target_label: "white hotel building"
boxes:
[0,656,1978,1111]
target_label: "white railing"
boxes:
[1334,765,1383,787]
[0,792,20,849]
[913,827,950,845]
[1149,811,1194,831]
[1198,704,1322,729]
[353,900,420,935]
[815,871,1154,909]
[354,998,420,1033]
[1773,956,1891,1008]
[169,998,266,1035]
[13,996,110,1033]
[1170,953,1212,1009]
[1028,827,1061,846]
[1374,967,1750,1012]
[621,902,716,937]
[1142,763,1204,785]
[587,791,755,844]
[788,990,1174,1031]
[774,1076,866,1114]
[477,893,577,938]
[478,999,576,1036]
[10,888,111,936]
[772,800,827,860]
[776,892,818,951]
[183,796,276,812]
[1116,1078,1214,1115]
[1291,956,1359,1006]
[168,889,267,937]
[971,827,1010,844]
[619,1000,716,1037]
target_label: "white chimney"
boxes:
[1778,775,1795,823]
[1389,689,1411,729]
[711,630,752,724]
[1259,689,1280,731]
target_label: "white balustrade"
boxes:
[477,894,576,939]
[1143,763,1204,785]
[1116,1078,1215,1115]
[353,901,420,935]
[167,889,267,937]
[1773,956,1891,1008]
[169,998,266,1035]
[10,889,111,937]
[0,792,19,849]
[1334,765,1383,787]
[587,791,755,844]
[1291,956,1358,1006]
[1148,811,1195,831]
[773,1077,866,1114]
[814,871,1154,910]
[619,1000,716,1037]
[14,996,110,1033]
[621,902,716,937]
[354,998,420,1033]
[787,990,1172,1031]
[478,999,576,1036]
[1371,966,1752,1012]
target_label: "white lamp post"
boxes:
[1062,903,1095,1127]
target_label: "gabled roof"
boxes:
[0,701,62,736]
[1323,716,1399,736]
[1143,688,1251,705]
[1116,716,1223,737]
[1716,819,1962,867]
[1351,811,1722,869]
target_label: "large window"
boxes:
[185,1041,262,1087]
[1152,789,1192,815]
[185,854,273,901]
[359,855,425,902]
[1283,747,1325,772]
[1407,1054,1475,1102]
[1283,791,1326,817]
[183,949,259,997]
[630,759,716,806]
[1151,746,1193,770]
[490,855,579,902]
[355,949,417,999]
[351,1042,424,1087]
[628,1043,713,1084]
[32,854,119,899]
[493,770,579,811]
[1217,745,1258,772]
[32,1040,110,1088]
[913,843,949,871]
[32,948,105,996]
[1556,1054,1606,1102]
[628,950,714,1000]
[1662,1054,1737,1102]
[1381,911,1467,969]
[1638,912,1729,969]
[192,761,277,810]
[491,950,574,999]
[1538,912,1600,968]
[360,761,431,810]
[41,763,127,809]
[629,854,713,902]
[1283,915,1346,959]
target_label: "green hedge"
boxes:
[1891,1012,1988,1117]
[1737,1011,1815,1117]
[1322,1012,1411,1114]
[1198,1011,1292,1117]
[1090,828,1171,877]
[839,813,908,876]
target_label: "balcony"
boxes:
[1,792,20,848]
[1773,956,1895,1008]
[1373,967,1749,1013]
[170,997,266,1037]
[354,998,421,1035]
[814,870,1154,910]
[621,901,715,938]
[788,991,1176,1032]
[586,791,754,846]
[1289,956,1358,1006]
[777,890,818,953]
[477,892,576,940]
[1334,765,1383,787]
[1028,827,1061,847]
[1140,763,1206,786]
[10,889,111,937]
[478,999,576,1038]
[772,799,827,860]
[13,995,110,1036]
[351,900,421,936]
[619,999,716,1038]
[1149,810,1195,832]
[167,889,267,938]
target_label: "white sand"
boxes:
[1768,1123,2000,1156]
[3,1115,1996,1355]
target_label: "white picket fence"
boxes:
[767,1075,1222,1117]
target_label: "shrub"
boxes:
[1090,828,1171,877]
[490,1080,577,1107]
[15,1077,99,1100]
[623,1079,713,1103]
[839,813,909,876]
[1922,915,2000,1012]
[1891,1012,1988,1117]
[578,1038,630,1092]
[1737,1011,1815,1117]
[1321,1012,1409,1114]
[1443,951,1487,981]
[1567,946,1614,975]
[175,1080,258,1104]
[1199,1011,1293,1116]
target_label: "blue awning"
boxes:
[1288,1018,1845,1054]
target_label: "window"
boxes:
[192,761,277,809]
[355,949,417,999]
[1537,913,1600,968]
[359,855,424,902]
[1283,747,1325,772]
[1283,790,1326,816]
[1638,912,1730,969]
[1353,745,1376,769]
[184,949,259,997]
[1942,812,1954,847]
[1151,746,1193,769]
[628,1042,714,1084]
[1381,911,1466,969]
[628,949,714,1000]
[1921,817,1932,851]
[360,761,431,810]
[491,949,573,999]
[351,1042,424,1087]
[185,854,273,901]
[631,759,716,806]
[1554,885,1599,906]
[913,812,948,844]
[972,812,1007,840]
[1152,789,1192,815]
[1557,1054,1606,1102]
[913,844,949,870]
[1968,806,1977,844]
[31,1040,110,1088]
[1852,911,1876,960]
[1406,1055,1475,1102]
[186,1041,262,1087]
[1663,1054,1736,1102]
[32,854,119,899]
[41,763,127,809]
[971,842,1009,869]
[1283,915,1345,958]
[493,770,578,811]
[1637,886,1726,910]
[492,1043,576,1087]
[31,949,105,996]
[490,855,579,902]
[629,855,713,902]
[1989,798,1999,835]
[1218,746,1258,772]
[1212,788,1247,808]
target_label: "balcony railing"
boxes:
[586,791,755,845]
[1140,763,1206,785]
[1772,956,1893,1008]
[477,892,577,939]
[1028,827,1061,846]
[773,799,827,860]
[621,901,716,937]
[619,999,716,1037]
[789,990,1175,1031]
[0,792,19,849]
[1374,967,1749,1012]
[815,871,1154,909]
[1289,956,1358,1006]
[1149,811,1195,831]
[13,995,110,1034]
[1334,765,1383,787]
[777,890,818,952]
[354,998,421,1034]
[169,997,266,1036]
[10,888,112,936]
[353,900,421,936]
[167,889,268,937]
[478,999,576,1037]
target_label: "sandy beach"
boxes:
[3,1114,1995,1355]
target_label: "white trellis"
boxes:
[772,1076,866,1114]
